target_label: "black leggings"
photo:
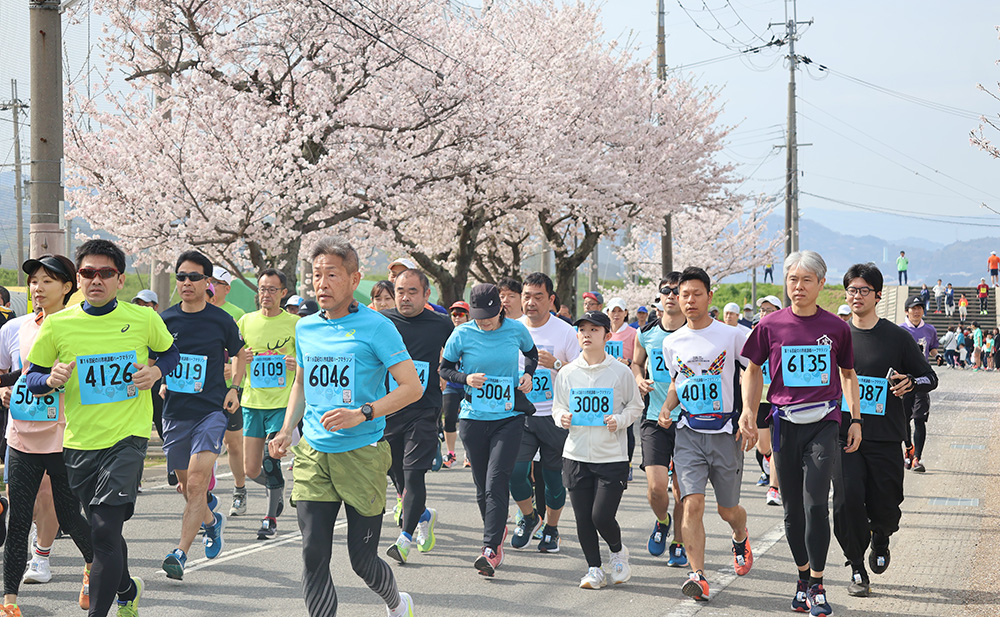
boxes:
[89,504,134,617]
[441,389,462,434]
[4,448,94,596]
[387,464,427,536]
[568,475,625,568]
[774,420,839,573]
[297,501,400,616]
[459,416,523,549]
[907,418,927,459]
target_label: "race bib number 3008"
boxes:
[570,387,613,426]
[77,351,138,405]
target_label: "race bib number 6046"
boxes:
[304,354,355,406]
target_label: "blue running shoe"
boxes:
[791,580,809,612]
[206,492,219,513]
[807,583,832,616]
[537,526,560,553]
[647,516,670,556]
[511,512,542,550]
[161,549,186,580]
[667,542,688,567]
[204,512,225,559]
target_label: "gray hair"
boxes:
[784,250,827,280]
[310,237,359,274]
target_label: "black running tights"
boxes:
[89,504,133,617]
[387,464,427,537]
[568,478,625,568]
[297,501,400,617]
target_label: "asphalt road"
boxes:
[12,368,998,616]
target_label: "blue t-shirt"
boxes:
[295,304,411,453]
[158,303,244,421]
[638,320,674,421]
[442,317,535,421]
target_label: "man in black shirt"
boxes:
[381,269,454,564]
[834,263,937,597]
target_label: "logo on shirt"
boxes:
[674,351,727,378]
[267,337,291,351]
[121,324,130,333]
[817,335,832,346]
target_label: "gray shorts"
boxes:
[63,435,148,518]
[162,411,228,472]
[673,425,744,509]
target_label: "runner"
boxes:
[381,269,454,564]
[284,296,305,316]
[237,269,299,540]
[441,301,471,468]
[157,251,246,580]
[833,263,938,597]
[26,239,180,617]
[753,296,783,508]
[208,267,245,321]
[722,303,751,335]
[2,255,93,616]
[510,273,579,553]
[631,273,687,567]
[268,237,422,617]
[388,258,418,283]
[659,267,754,602]
[370,281,395,311]
[439,283,538,576]
[606,298,637,478]
[497,278,524,320]
[739,250,862,617]
[899,296,938,473]
[553,310,641,589]
[583,291,604,313]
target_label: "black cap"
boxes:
[298,299,320,318]
[469,283,502,320]
[904,296,925,310]
[22,255,73,280]
[573,310,612,331]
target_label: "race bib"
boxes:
[761,360,772,386]
[470,375,514,414]
[9,374,59,421]
[570,387,613,426]
[781,345,830,388]
[166,354,207,393]
[527,368,553,404]
[605,340,623,359]
[649,348,671,384]
[389,360,429,393]
[677,374,723,415]
[77,351,138,405]
[304,354,355,406]
[250,354,287,389]
[841,375,887,416]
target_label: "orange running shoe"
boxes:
[682,571,710,601]
[733,529,753,576]
[2,604,21,617]
[79,567,91,610]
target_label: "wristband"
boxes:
[850,417,863,426]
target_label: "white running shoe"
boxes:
[388,591,415,616]
[579,566,607,589]
[608,546,631,584]
[23,557,52,584]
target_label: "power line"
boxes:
[801,191,1000,228]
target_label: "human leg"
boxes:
[4,448,45,602]
[297,500,340,617]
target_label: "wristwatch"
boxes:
[553,359,563,371]
[850,417,863,426]
[361,403,375,422]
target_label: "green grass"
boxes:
[712,282,848,314]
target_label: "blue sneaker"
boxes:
[647,516,671,556]
[161,549,186,580]
[511,512,542,550]
[667,542,688,567]
[806,583,832,616]
[203,512,225,559]
[791,579,809,612]
[537,526,560,553]
[206,492,219,513]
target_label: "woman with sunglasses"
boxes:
[440,301,471,468]
[3,255,93,616]
[439,285,537,577]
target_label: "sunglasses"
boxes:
[450,310,468,317]
[176,272,208,282]
[659,286,680,296]
[78,267,120,280]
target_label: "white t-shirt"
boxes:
[519,314,581,416]
[0,314,32,372]
[662,319,748,434]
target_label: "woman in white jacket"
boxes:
[553,311,643,590]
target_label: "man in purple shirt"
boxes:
[739,250,861,617]
[898,296,938,473]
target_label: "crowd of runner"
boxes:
[0,238,944,617]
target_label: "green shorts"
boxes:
[290,439,391,517]
[242,407,285,440]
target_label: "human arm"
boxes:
[269,369,306,459]
[738,362,763,447]
[631,336,653,394]
[839,367,862,453]
[607,368,643,432]
[318,359,422,432]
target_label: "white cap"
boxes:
[756,295,783,309]
[724,302,741,314]
[744,303,753,310]
[212,266,233,284]
[605,297,627,312]
[837,304,851,316]
[389,257,418,271]
[653,301,664,310]
[132,289,158,304]
[286,295,305,307]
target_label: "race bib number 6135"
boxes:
[781,345,831,388]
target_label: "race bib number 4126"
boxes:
[77,351,138,405]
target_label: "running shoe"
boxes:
[116,576,143,617]
[756,472,769,487]
[80,567,91,610]
[1,605,20,617]
[627,466,633,482]
[511,511,542,550]
[204,512,226,559]
[389,591,414,617]
[647,516,671,556]
[681,571,709,601]
[431,443,443,472]
[392,496,403,527]
[903,445,915,469]
[848,567,870,597]
[766,486,782,506]
[537,526,560,553]
[0,496,7,547]
[732,529,753,576]
[869,534,890,574]
[162,548,187,580]
[22,556,51,584]
[912,458,926,473]
[463,458,471,468]
[168,469,178,485]
[230,488,247,516]
[257,516,277,540]
[608,545,631,584]
[792,580,809,612]
[579,566,607,589]
[206,491,219,513]
[387,535,412,564]
[474,547,502,577]
[806,583,832,616]
[415,509,437,553]
[442,452,457,469]
[667,542,688,567]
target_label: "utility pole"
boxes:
[29,0,66,258]
[148,19,173,309]
[1,81,28,284]
[657,0,673,275]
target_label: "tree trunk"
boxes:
[538,210,601,316]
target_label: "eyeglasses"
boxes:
[659,286,680,296]
[78,267,120,280]
[258,286,283,295]
[176,272,207,282]
[846,286,874,297]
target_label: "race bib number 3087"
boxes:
[77,351,138,405]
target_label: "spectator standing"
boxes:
[939,327,959,368]
[959,294,969,324]
[896,251,908,286]
[763,263,774,284]
[944,284,955,317]
[919,285,930,311]
[932,280,944,314]
[989,251,1000,287]
[977,279,990,315]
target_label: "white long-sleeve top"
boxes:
[552,354,643,463]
